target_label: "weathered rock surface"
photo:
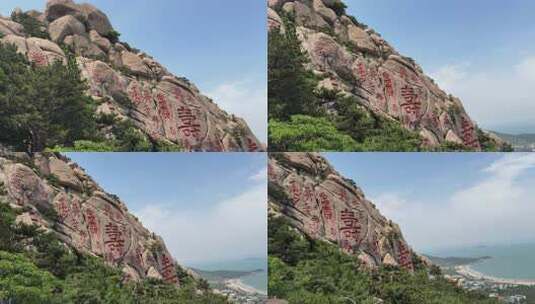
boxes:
[1,0,262,152]
[268,153,414,270]
[268,0,504,150]
[0,152,180,285]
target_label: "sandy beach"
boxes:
[456,265,535,286]
[226,279,267,296]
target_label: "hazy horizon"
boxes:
[346,0,535,134]
[65,153,267,266]
[324,153,535,253]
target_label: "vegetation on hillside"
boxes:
[0,202,227,303]
[268,216,500,304]
[0,42,182,152]
[268,13,503,152]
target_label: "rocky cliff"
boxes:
[268,0,503,150]
[268,152,414,270]
[0,0,262,152]
[0,152,180,285]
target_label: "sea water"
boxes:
[431,243,535,280]
[191,257,267,294]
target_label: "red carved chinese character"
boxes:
[397,241,413,271]
[156,93,172,120]
[339,209,361,241]
[56,197,70,221]
[289,180,301,205]
[383,72,394,97]
[29,50,47,67]
[400,85,421,115]
[461,117,478,148]
[161,254,179,284]
[85,209,99,236]
[177,106,201,138]
[104,222,125,261]
[319,193,333,220]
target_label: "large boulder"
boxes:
[269,153,414,271]
[45,0,81,22]
[121,51,151,77]
[0,19,24,36]
[79,3,113,36]
[48,15,86,42]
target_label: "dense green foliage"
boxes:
[0,42,181,152]
[268,216,500,304]
[10,12,49,39]
[269,116,360,151]
[0,43,97,151]
[268,14,319,120]
[0,202,227,303]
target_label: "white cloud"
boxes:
[249,167,267,182]
[134,185,267,265]
[372,154,535,252]
[429,55,535,131]
[207,80,267,144]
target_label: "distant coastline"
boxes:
[456,265,535,286]
[226,278,267,296]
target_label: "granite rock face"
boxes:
[1,0,262,152]
[0,152,180,285]
[269,153,414,270]
[268,0,504,150]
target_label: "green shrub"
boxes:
[105,30,121,44]
[0,42,98,151]
[10,12,49,39]
[268,216,499,304]
[269,14,320,120]
[328,1,348,16]
[269,115,361,152]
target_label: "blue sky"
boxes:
[346,0,535,133]
[65,152,267,266]
[324,153,535,253]
[1,0,267,141]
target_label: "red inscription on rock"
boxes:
[177,106,201,138]
[397,241,413,270]
[461,117,478,148]
[29,50,47,67]
[156,93,172,120]
[319,193,333,220]
[104,222,125,261]
[400,85,421,115]
[161,254,179,284]
[289,180,301,205]
[383,72,394,97]
[340,209,361,242]
[85,209,99,236]
[56,196,70,221]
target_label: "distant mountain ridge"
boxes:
[490,131,535,151]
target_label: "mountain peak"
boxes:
[268,152,414,270]
[1,0,262,152]
[0,152,180,284]
[268,0,507,151]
